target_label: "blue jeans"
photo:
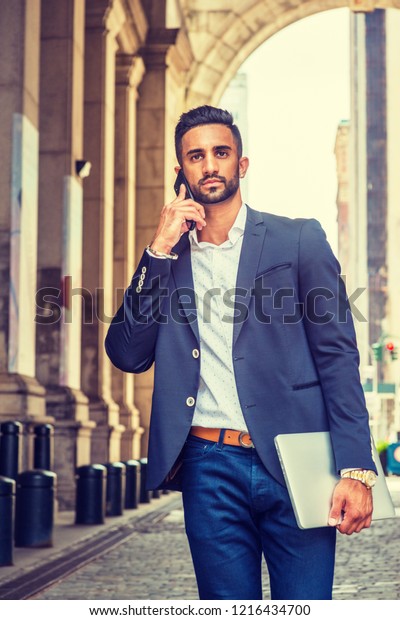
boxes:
[181,433,336,600]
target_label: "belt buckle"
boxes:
[238,432,254,448]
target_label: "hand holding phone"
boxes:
[174,170,196,231]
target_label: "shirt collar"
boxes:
[189,203,246,249]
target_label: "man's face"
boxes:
[178,124,248,205]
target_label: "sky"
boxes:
[222,7,351,255]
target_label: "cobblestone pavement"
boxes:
[34,480,400,601]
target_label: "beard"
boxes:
[190,168,240,205]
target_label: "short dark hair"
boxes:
[174,105,243,165]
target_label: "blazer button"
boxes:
[186,396,195,407]
[192,349,200,359]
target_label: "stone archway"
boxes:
[182,0,400,106]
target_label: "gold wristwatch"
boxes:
[341,469,377,489]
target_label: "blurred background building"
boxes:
[0,0,399,509]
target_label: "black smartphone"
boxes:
[174,169,196,231]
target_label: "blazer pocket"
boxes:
[292,380,321,391]
[256,262,292,279]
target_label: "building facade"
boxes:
[335,7,400,441]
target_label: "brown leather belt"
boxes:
[190,426,254,448]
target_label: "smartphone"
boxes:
[174,169,196,231]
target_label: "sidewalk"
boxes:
[0,491,181,597]
[1,477,399,600]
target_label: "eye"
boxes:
[216,150,229,158]
[190,153,203,162]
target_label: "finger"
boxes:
[179,215,202,234]
[178,183,187,200]
[337,509,370,535]
[337,516,357,535]
[354,515,372,533]
[345,521,364,535]
[177,206,207,228]
[180,219,191,233]
[173,194,207,220]
[338,520,357,535]
[328,494,344,527]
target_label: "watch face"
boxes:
[365,471,377,487]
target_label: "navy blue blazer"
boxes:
[105,206,376,490]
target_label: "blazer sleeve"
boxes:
[297,219,377,473]
[104,250,172,373]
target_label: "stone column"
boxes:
[0,0,47,467]
[364,10,388,354]
[135,19,193,452]
[113,54,146,459]
[82,0,124,463]
[37,0,94,509]
[349,10,370,372]
[350,7,391,438]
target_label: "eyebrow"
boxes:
[186,145,233,156]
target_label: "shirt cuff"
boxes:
[146,246,178,260]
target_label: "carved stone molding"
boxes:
[85,0,148,53]
[116,54,146,89]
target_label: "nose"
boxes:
[202,153,219,176]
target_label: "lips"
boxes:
[202,178,223,186]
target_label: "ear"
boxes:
[239,157,249,179]
[174,165,181,174]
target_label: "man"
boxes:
[105,106,377,600]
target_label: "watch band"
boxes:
[341,469,377,489]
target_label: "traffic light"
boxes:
[372,342,383,361]
[385,342,398,361]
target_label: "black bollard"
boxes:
[0,476,15,566]
[124,460,140,509]
[75,464,106,525]
[104,462,126,516]
[139,458,151,503]
[33,424,54,470]
[15,470,57,548]
[0,421,23,480]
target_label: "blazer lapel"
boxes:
[233,206,268,347]
[171,233,200,344]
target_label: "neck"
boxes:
[197,193,243,245]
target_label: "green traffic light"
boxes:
[372,343,383,361]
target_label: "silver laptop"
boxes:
[274,431,396,529]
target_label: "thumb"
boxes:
[328,488,344,526]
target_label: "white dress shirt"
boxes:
[189,203,248,431]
